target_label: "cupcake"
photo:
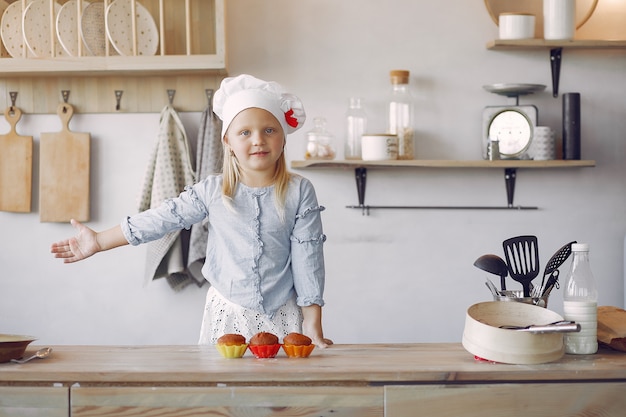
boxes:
[248,332,281,358]
[282,332,315,358]
[215,333,248,358]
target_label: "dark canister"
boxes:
[562,92,581,160]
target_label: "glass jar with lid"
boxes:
[305,117,336,160]
[387,70,415,159]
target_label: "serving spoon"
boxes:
[474,254,509,291]
[10,347,52,364]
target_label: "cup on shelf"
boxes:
[528,126,556,160]
[499,13,536,40]
[361,134,398,161]
[544,0,575,40]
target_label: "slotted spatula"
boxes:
[537,240,577,296]
[502,235,539,297]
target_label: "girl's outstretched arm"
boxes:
[51,219,128,263]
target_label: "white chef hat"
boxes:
[213,74,306,140]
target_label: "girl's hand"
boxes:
[301,304,333,348]
[50,219,100,263]
[311,336,334,349]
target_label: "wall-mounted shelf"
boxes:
[0,0,226,113]
[290,159,596,215]
[486,39,626,98]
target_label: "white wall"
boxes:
[1,0,625,345]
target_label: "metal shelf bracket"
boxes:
[550,47,562,97]
[347,167,536,214]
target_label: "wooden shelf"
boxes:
[290,159,596,213]
[0,0,226,113]
[291,159,596,169]
[486,38,626,97]
[486,39,626,50]
[0,56,226,77]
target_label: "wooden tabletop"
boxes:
[1,344,625,386]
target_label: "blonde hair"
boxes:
[221,143,291,221]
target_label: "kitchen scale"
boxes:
[482,83,546,159]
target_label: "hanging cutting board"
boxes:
[40,103,90,222]
[0,107,33,213]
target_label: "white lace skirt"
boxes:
[198,286,303,345]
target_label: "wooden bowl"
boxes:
[462,302,565,364]
[0,334,36,363]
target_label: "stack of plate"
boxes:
[0,0,158,58]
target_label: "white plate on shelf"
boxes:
[57,0,90,56]
[106,0,158,56]
[0,0,9,56]
[23,0,66,58]
[1,1,31,58]
[81,0,117,56]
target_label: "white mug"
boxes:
[499,13,535,40]
[361,134,398,161]
[544,0,576,40]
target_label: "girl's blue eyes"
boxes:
[239,128,276,136]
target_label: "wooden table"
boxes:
[1,343,625,417]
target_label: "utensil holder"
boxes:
[494,290,549,308]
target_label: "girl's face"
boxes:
[224,107,286,185]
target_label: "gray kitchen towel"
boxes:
[187,89,223,285]
[138,104,196,291]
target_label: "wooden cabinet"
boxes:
[1,344,626,417]
[385,383,626,417]
[0,0,226,113]
[0,386,68,417]
[71,386,383,417]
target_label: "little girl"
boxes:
[50,74,332,348]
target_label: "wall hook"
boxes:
[115,90,123,111]
[206,88,214,104]
[167,89,176,105]
[61,90,70,103]
[9,91,18,114]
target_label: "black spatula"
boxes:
[502,235,539,297]
[537,240,577,296]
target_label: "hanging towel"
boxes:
[187,89,223,286]
[138,104,196,291]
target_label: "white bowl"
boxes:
[0,334,36,363]
[361,134,398,161]
[499,13,535,39]
[462,301,565,364]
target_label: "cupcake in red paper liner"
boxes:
[248,332,281,358]
[282,332,315,358]
[215,334,248,358]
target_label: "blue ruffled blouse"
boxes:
[121,174,326,317]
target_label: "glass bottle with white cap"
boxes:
[563,243,598,354]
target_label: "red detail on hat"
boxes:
[285,109,298,128]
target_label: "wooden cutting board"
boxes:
[39,103,90,222]
[0,107,33,213]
